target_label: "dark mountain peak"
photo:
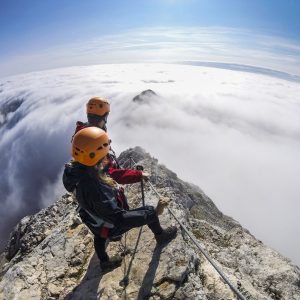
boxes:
[132,89,158,103]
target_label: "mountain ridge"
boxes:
[0,147,299,300]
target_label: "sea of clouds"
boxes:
[0,63,300,265]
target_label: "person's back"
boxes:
[64,160,123,223]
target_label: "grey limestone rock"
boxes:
[0,147,299,300]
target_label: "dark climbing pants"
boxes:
[93,205,163,262]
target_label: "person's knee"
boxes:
[134,206,156,220]
[144,205,155,213]
[144,206,158,221]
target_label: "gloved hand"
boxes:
[156,196,171,215]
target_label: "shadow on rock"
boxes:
[137,244,164,300]
[64,254,103,300]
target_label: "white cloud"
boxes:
[0,63,300,267]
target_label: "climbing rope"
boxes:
[128,157,247,300]
[120,226,143,288]
[119,157,131,289]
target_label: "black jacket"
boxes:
[63,161,124,224]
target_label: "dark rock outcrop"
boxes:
[0,98,24,127]
[132,89,158,103]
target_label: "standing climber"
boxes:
[73,96,110,135]
[63,127,177,272]
[72,96,148,184]
[72,96,117,166]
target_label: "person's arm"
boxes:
[108,167,143,184]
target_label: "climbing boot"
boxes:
[100,254,123,273]
[155,226,177,244]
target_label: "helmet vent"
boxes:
[74,152,78,156]
[97,146,103,150]
[103,143,108,147]
[89,152,95,159]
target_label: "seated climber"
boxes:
[63,127,177,272]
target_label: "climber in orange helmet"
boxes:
[71,96,149,184]
[63,127,177,272]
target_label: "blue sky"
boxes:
[1,0,300,265]
[1,0,300,76]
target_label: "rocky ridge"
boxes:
[0,147,299,300]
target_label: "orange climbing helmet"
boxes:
[86,97,110,117]
[72,127,110,166]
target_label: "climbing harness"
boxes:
[128,157,248,300]
[76,205,114,228]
